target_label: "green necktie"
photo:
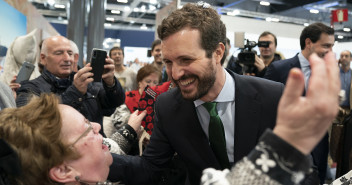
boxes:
[203,102,230,169]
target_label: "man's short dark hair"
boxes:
[300,22,334,50]
[109,47,124,57]
[226,38,230,45]
[157,3,226,62]
[258,31,277,47]
[151,39,161,52]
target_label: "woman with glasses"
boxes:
[0,94,145,185]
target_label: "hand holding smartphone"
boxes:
[90,48,107,82]
[16,62,35,83]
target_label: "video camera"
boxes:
[237,40,270,65]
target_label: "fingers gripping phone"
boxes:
[90,48,107,82]
[16,61,35,83]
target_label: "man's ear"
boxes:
[214,42,225,64]
[74,53,79,62]
[305,38,312,49]
[40,53,46,66]
[49,164,78,184]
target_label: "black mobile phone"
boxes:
[90,48,107,82]
[16,61,35,83]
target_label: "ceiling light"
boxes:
[117,0,128,3]
[47,0,55,6]
[227,10,240,16]
[111,10,120,14]
[134,8,139,12]
[310,9,319,14]
[124,7,131,11]
[104,23,112,27]
[265,17,272,22]
[304,23,309,26]
[338,35,344,39]
[140,24,148,30]
[149,5,156,11]
[343,28,351,32]
[271,18,279,22]
[130,21,135,24]
[54,4,65,9]
[260,1,270,6]
[106,17,114,21]
[140,5,146,12]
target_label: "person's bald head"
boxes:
[340,50,352,69]
[40,36,74,78]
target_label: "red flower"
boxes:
[139,100,147,109]
[148,99,154,105]
[147,131,152,135]
[147,123,154,130]
[141,121,146,127]
[145,115,152,122]
[146,106,153,114]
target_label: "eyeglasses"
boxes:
[69,120,93,148]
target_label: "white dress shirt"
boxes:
[194,69,236,162]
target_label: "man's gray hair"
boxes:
[70,40,79,55]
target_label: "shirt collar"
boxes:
[194,68,235,107]
[298,52,310,68]
[340,67,351,73]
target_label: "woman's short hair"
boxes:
[0,94,79,185]
[136,64,162,84]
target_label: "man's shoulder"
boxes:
[157,88,180,101]
[235,72,283,90]
[270,55,299,68]
[125,67,137,75]
[19,75,47,88]
[227,69,281,85]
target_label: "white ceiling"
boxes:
[29,0,352,42]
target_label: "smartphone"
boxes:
[90,48,107,82]
[16,62,35,83]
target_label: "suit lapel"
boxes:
[173,89,220,168]
[230,73,261,162]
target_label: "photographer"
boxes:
[241,31,282,77]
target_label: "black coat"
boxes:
[16,69,125,128]
[108,70,284,185]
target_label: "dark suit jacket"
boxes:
[263,54,301,83]
[109,70,284,185]
[264,54,328,184]
[226,56,243,75]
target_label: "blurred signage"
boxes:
[331,9,348,22]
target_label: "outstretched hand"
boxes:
[273,52,340,155]
[127,110,147,132]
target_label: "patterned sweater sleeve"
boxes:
[201,129,311,185]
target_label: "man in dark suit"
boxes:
[264,22,335,184]
[108,3,283,185]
